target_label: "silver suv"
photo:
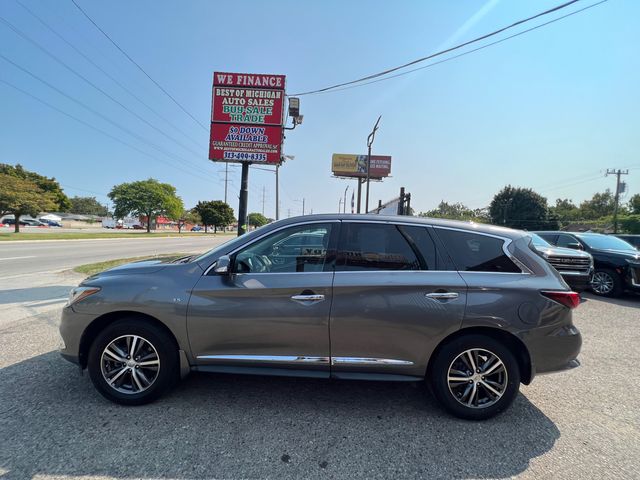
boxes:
[60,215,582,420]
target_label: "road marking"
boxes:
[0,255,36,261]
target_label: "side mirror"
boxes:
[213,255,231,274]
[566,242,583,250]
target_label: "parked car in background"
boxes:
[60,215,582,420]
[40,219,63,227]
[615,234,640,250]
[528,233,593,291]
[190,225,203,232]
[534,231,640,297]
[1,218,47,227]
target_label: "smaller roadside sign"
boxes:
[332,154,392,178]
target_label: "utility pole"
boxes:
[365,115,382,214]
[356,179,362,213]
[607,168,629,233]
[302,198,306,215]
[338,198,343,213]
[261,186,266,215]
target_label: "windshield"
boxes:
[529,233,551,247]
[576,234,636,251]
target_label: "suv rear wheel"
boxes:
[430,334,520,420]
[87,318,178,405]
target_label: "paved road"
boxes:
[0,235,229,276]
[0,254,639,479]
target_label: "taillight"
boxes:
[540,290,581,309]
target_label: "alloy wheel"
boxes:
[100,335,160,394]
[447,348,508,409]
[591,272,614,295]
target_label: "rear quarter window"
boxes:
[434,228,522,273]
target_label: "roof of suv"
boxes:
[273,214,527,240]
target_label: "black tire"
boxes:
[590,268,623,297]
[87,318,179,405]
[429,334,520,421]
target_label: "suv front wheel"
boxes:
[430,334,520,420]
[590,268,622,297]
[87,319,178,405]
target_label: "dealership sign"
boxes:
[331,154,392,178]
[209,72,285,164]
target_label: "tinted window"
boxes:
[234,224,333,273]
[576,233,636,251]
[556,234,578,248]
[435,229,521,273]
[537,233,558,245]
[337,223,422,271]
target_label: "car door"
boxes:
[329,221,467,379]
[187,221,338,375]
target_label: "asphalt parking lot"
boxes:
[1,269,639,479]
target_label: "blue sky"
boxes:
[1,0,638,218]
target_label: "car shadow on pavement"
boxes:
[0,352,560,480]
[0,286,71,305]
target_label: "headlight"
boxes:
[66,286,101,306]
[625,258,640,266]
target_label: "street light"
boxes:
[365,115,382,213]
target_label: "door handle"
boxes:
[425,292,459,300]
[291,294,325,303]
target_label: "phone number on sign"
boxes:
[223,152,267,162]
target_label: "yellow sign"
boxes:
[331,153,391,178]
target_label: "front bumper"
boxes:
[59,305,96,367]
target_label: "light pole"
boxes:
[365,115,382,213]
[343,185,349,214]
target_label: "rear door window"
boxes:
[434,228,521,273]
[337,223,424,271]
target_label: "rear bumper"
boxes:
[523,323,582,378]
[559,270,592,291]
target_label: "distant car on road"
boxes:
[534,231,640,297]
[61,215,582,420]
[615,234,640,250]
[190,225,203,232]
[39,219,63,227]
[1,218,47,227]
[528,233,593,291]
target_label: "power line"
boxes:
[292,0,601,96]
[70,0,208,131]
[309,1,609,96]
[0,77,213,183]
[0,14,205,162]
[0,53,214,178]
[14,0,203,149]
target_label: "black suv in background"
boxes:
[534,231,640,297]
[615,234,640,250]
[528,233,593,291]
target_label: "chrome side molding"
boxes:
[331,357,414,366]
[196,355,330,364]
[196,355,414,367]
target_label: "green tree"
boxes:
[0,163,71,211]
[248,212,269,228]
[489,185,558,230]
[69,196,109,216]
[628,194,640,215]
[193,200,234,233]
[177,209,201,233]
[108,178,183,233]
[0,173,57,232]
[579,190,615,220]
[420,201,475,220]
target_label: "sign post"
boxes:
[209,72,286,235]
